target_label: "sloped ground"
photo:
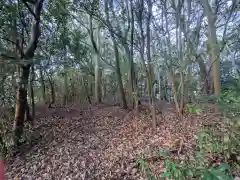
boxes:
[5,104,218,180]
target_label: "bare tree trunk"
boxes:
[169,70,180,115]
[11,71,17,111]
[82,76,92,104]
[95,26,102,103]
[104,0,128,109]
[130,0,139,110]
[39,65,46,103]
[202,0,221,96]
[63,61,68,106]
[89,11,102,103]
[48,77,55,108]
[113,41,128,109]
[25,102,32,124]
[30,65,35,119]
[146,0,156,129]
[179,72,184,114]
[12,0,44,143]
[158,72,162,100]
[136,0,156,127]
[163,77,168,101]
[196,57,209,94]
[13,65,30,141]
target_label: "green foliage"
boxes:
[157,148,170,157]
[137,156,155,180]
[197,128,222,154]
[159,124,239,180]
[187,104,203,114]
[137,120,239,180]
[217,85,240,117]
[161,160,184,180]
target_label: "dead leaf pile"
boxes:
[5,104,219,179]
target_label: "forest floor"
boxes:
[5,103,220,180]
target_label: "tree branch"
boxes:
[21,0,38,20]
[23,0,44,60]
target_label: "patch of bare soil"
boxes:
[5,104,218,179]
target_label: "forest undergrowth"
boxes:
[2,99,239,180]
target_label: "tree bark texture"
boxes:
[203,0,221,96]
[104,0,128,109]
[39,65,46,103]
[13,65,30,140]
[30,65,35,119]
[13,0,45,143]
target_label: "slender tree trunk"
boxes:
[48,78,55,108]
[88,76,93,97]
[146,0,156,129]
[179,72,184,114]
[101,80,105,100]
[13,65,30,141]
[163,77,168,101]
[169,70,180,115]
[25,102,32,123]
[184,66,191,103]
[30,65,35,119]
[63,63,68,106]
[94,26,102,103]
[130,0,140,110]
[113,40,128,109]
[39,65,46,103]
[196,57,209,94]
[89,11,102,103]
[203,0,221,96]
[82,76,91,104]
[11,70,16,93]
[104,0,127,109]
[158,73,162,100]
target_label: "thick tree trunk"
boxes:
[13,65,30,141]
[89,12,102,103]
[130,0,140,110]
[12,0,44,145]
[104,0,127,109]
[114,42,128,109]
[203,0,221,96]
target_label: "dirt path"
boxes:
[5,104,210,179]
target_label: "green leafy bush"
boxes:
[139,122,239,179]
[187,104,203,114]
[137,156,155,180]
[217,87,240,117]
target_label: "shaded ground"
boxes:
[5,103,219,179]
